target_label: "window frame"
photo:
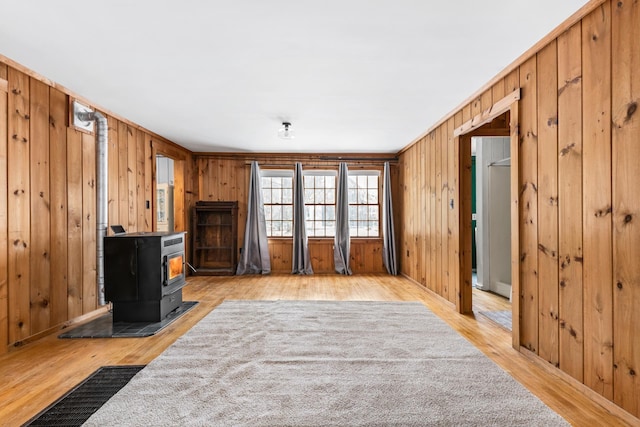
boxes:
[347,169,382,238]
[260,169,294,238]
[303,169,338,239]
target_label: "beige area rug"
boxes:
[84,300,568,426]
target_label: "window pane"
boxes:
[272,189,282,204]
[370,221,379,237]
[326,176,335,188]
[326,206,335,221]
[349,205,357,221]
[282,188,292,204]
[315,205,323,220]
[368,189,378,204]
[348,176,357,188]
[283,177,292,189]
[283,221,293,236]
[272,177,282,189]
[357,175,367,188]
[348,188,357,204]
[283,205,293,221]
[357,188,367,204]
[326,221,336,237]
[315,188,325,204]
[358,205,368,220]
[326,188,335,204]
[263,188,272,204]
[369,206,379,221]
[272,205,282,220]
[315,175,325,188]
[304,175,314,188]
[368,175,378,189]
[262,177,270,189]
[304,189,314,204]
[305,206,313,221]
[264,205,271,219]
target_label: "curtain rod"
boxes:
[243,162,394,168]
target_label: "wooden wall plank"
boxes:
[611,0,640,414]
[582,3,613,399]
[536,40,560,367]
[557,22,585,383]
[429,134,437,291]
[81,133,96,313]
[174,160,185,232]
[49,88,68,326]
[117,122,128,230]
[7,68,31,343]
[29,78,51,334]
[420,139,427,287]
[66,129,83,319]
[447,118,457,305]
[144,135,153,231]
[441,122,450,301]
[136,130,145,231]
[509,102,521,350]
[458,134,472,313]
[0,64,8,352]
[435,128,443,295]
[107,117,119,233]
[519,56,539,353]
[127,126,137,231]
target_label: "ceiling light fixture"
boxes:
[278,121,294,139]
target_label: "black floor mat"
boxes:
[24,365,144,426]
[58,301,198,338]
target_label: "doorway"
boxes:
[473,136,512,301]
[156,155,175,232]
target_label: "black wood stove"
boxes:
[104,231,187,322]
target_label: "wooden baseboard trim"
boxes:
[519,347,639,426]
[400,272,456,310]
[6,305,111,353]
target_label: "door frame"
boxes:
[454,88,521,349]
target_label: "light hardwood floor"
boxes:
[0,274,633,426]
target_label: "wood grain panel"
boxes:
[174,160,185,232]
[136,130,145,231]
[429,133,437,292]
[49,88,68,326]
[582,3,613,399]
[127,126,137,231]
[66,129,83,319]
[435,128,443,295]
[117,122,128,229]
[419,140,426,286]
[519,56,539,353]
[29,78,51,334]
[447,118,457,305]
[612,0,640,415]
[0,65,8,352]
[557,22,585,382]
[509,102,521,350]
[458,134,472,313]
[536,41,560,367]
[441,122,449,301]
[144,135,153,232]
[81,132,96,313]
[107,117,119,233]
[7,68,31,343]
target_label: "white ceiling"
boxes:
[0,0,588,154]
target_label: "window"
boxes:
[304,171,336,237]
[261,170,293,237]
[348,171,380,237]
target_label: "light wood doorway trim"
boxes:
[456,90,521,350]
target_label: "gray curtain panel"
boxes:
[334,162,352,275]
[236,161,271,275]
[291,163,313,274]
[382,161,398,275]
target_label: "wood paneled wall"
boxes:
[397,0,640,417]
[0,60,194,352]
[195,154,396,274]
